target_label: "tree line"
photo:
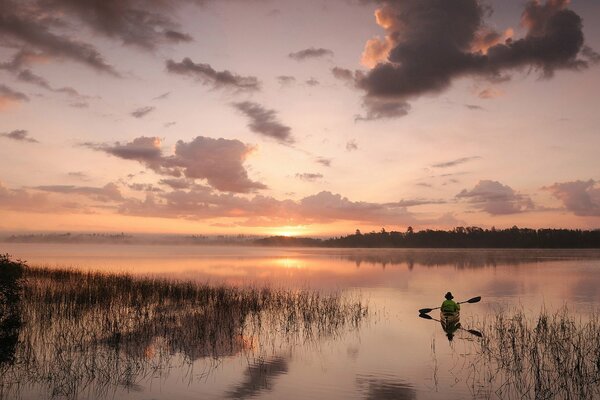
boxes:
[254,226,600,248]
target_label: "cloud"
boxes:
[545,179,600,216]
[0,2,119,75]
[233,101,293,143]
[131,106,155,118]
[288,47,334,61]
[166,58,260,91]
[16,69,84,98]
[346,140,358,151]
[119,187,422,226]
[355,97,410,120]
[1,129,38,143]
[0,181,55,212]
[465,104,485,111]
[153,92,170,100]
[331,67,354,82]
[86,136,163,165]
[277,75,296,85]
[164,30,193,43]
[88,136,266,193]
[295,173,323,182]
[316,157,332,167]
[478,87,503,99]
[305,78,320,86]
[457,180,534,215]
[41,0,192,49]
[356,0,596,119]
[34,183,123,202]
[159,178,192,190]
[0,85,29,109]
[432,156,481,169]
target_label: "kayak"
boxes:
[440,310,460,331]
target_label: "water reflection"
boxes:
[226,356,289,399]
[356,375,416,400]
[0,264,366,399]
[0,257,22,368]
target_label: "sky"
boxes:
[0,0,599,236]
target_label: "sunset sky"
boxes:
[1,0,599,236]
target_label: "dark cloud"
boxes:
[34,183,123,202]
[159,178,192,190]
[346,139,358,151]
[88,136,266,193]
[127,183,163,193]
[0,129,38,143]
[432,156,481,169]
[288,47,334,61]
[356,0,596,119]
[305,78,320,86]
[355,97,410,121]
[295,173,323,182]
[457,180,534,215]
[42,0,192,49]
[277,75,295,85]
[164,30,193,43]
[16,69,83,98]
[316,157,332,167]
[0,84,29,109]
[0,1,119,75]
[164,121,176,128]
[233,101,293,143]
[70,101,89,108]
[166,58,261,91]
[131,106,155,118]
[331,66,354,82]
[545,179,600,216]
[153,92,170,100]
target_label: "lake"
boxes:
[2,243,600,399]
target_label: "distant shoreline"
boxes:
[2,226,600,248]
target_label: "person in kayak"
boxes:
[441,292,460,313]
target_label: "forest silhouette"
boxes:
[254,226,600,248]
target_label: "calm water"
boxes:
[3,243,600,399]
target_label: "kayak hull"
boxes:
[440,311,460,331]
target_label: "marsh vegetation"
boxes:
[0,254,367,399]
[458,309,600,399]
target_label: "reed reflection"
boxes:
[0,256,367,400]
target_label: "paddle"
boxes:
[418,296,481,314]
[418,313,483,338]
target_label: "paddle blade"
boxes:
[418,308,434,314]
[466,296,481,304]
[419,313,433,320]
[467,329,483,337]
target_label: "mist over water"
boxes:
[2,244,600,399]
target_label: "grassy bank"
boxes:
[0,254,367,399]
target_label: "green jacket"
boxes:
[441,299,460,313]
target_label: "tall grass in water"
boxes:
[0,255,367,399]
[469,309,600,399]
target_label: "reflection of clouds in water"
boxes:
[226,356,289,399]
[347,344,360,360]
[356,375,416,400]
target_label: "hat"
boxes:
[445,292,454,300]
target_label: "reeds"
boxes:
[469,309,600,399]
[0,255,367,399]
